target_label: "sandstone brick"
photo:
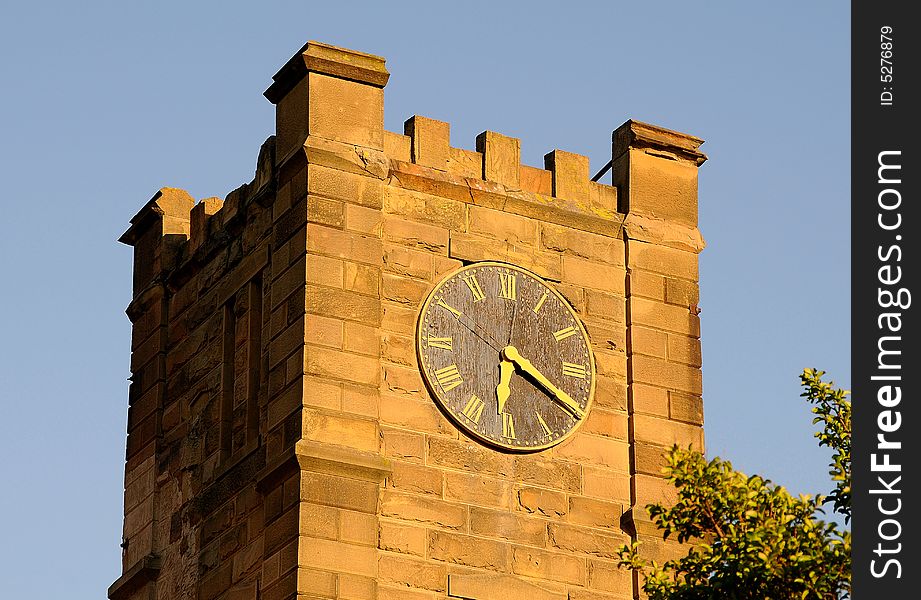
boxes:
[567,497,623,530]
[584,289,625,323]
[516,486,567,518]
[588,560,634,595]
[301,472,380,514]
[307,223,382,266]
[387,461,443,496]
[306,284,380,325]
[380,394,454,437]
[634,414,704,449]
[511,547,586,585]
[561,256,624,294]
[594,349,627,379]
[345,203,383,235]
[378,554,447,592]
[382,244,434,280]
[427,437,512,479]
[379,491,467,530]
[382,273,430,307]
[544,149,589,203]
[339,510,378,546]
[381,364,426,398]
[379,520,427,557]
[665,277,699,306]
[338,573,376,600]
[298,536,378,577]
[547,523,630,559]
[520,164,553,195]
[449,233,562,280]
[404,115,450,170]
[306,254,345,288]
[383,217,449,254]
[633,474,679,507]
[630,354,702,395]
[627,241,698,280]
[304,346,380,387]
[634,441,669,476]
[307,195,345,227]
[302,376,341,411]
[341,384,379,418]
[306,72,384,150]
[583,320,625,356]
[429,530,508,571]
[553,433,629,471]
[469,507,547,546]
[628,326,667,358]
[343,261,380,296]
[383,187,466,230]
[630,383,668,417]
[380,331,416,367]
[384,130,411,162]
[669,392,704,425]
[629,296,700,337]
[666,334,701,367]
[381,302,418,334]
[627,269,665,300]
[299,502,339,540]
[307,163,383,209]
[468,205,538,245]
[377,585,435,600]
[272,255,307,309]
[444,472,512,510]
[514,455,582,493]
[581,409,629,441]
[301,408,379,452]
[582,467,631,504]
[344,321,380,357]
[594,375,628,412]
[305,314,343,348]
[381,427,425,463]
[476,131,520,188]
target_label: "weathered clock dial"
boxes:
[416,261,595,451]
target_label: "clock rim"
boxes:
[415,260,597,453]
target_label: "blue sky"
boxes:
[0,2,849,596]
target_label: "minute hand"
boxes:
[502,346,585,418]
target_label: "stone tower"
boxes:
[111,41,706,600]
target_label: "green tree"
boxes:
[616,369,851,599]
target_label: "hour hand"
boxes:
[501,346,585,419]
[496,359,513,414]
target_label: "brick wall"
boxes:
[112,41,706,600]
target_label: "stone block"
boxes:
[544,149,589,203]
[468,204,539,246]
[476,131,520,188]
[511,546,586,585]
[469,507,548,546]
[379,491,467,530]
[379,520,427,556]
[405,115,450,170]
[429,530,508,571]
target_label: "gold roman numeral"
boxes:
[427,336,453,350]
[502,412,516,439]
[434,364,463,392]
[553,326,577,342]
[533,291,549,314]
[463,274,486,302]
[535,411,553,437]
[498,273,517,301]
[461,394,485,424]
[561,362,587,379]
[436,299,462,318]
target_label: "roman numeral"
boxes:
[434,364,463,392]
[461,394,485,424]
[502,412,516,439]
[553,326,577,342]
[533,292,549,314]
[436,299,462,318]
[535,411,553,437]
[427,336,453,350]
[498,273,517,300]
[463,274,486,302]
[561,362,587,379]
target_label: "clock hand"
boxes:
[441,310,505,353]
[496,359,514,414]
[501,346,585,419]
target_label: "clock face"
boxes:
[416,262,595,452]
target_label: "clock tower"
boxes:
[112,41,706,600]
